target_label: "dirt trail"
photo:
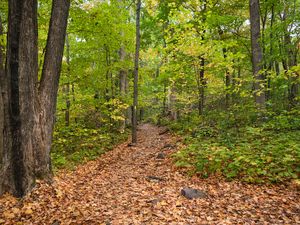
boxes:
[1,124,300,224]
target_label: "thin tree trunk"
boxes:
[275,61,280,75]
[197,0,206,115]
[199,56,205,115]
[249,0,265,108]
[162,82,167,116]
[266,3,275,101]
[132,0,141,144]
[222,47,231,108]
[168,85,177,120]
[119,46,127,132]
[117,0,128,131]
[104,45,110,103]
[286,31,298,107]
[64,33,71,126]
[281,6,298,107]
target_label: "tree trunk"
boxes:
[119,46,127,132]
[281,6,298,107]
[132,0,141,144]
[285,29,298,107]
[0,14,4,161]
[197,0,206,115]
[266,3,275,101]
[104,45,110,103]
[198,56,205,115]
[162,82,167,116]
[249,0,265,108]
[168,85,177,120]
[0,0,38,197]
[64,33,71,126]
[36,0,70,179]
[0,0,70,197]
[222,47,231,109]
[0,10,12,195]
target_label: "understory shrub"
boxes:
[51,123,128,170]
[171,110,300,183]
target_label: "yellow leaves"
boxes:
[159,200,168,206]
[3,211,15,219]
[55,189,63,198]
[24,208,33,215]
[175,200,182,207]
[292,179,300,190]
[11,207,20,214]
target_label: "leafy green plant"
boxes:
[172,112,300,183]
[51,123,128,171]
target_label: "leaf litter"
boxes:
[0,124,299,224]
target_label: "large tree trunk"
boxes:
[36,0,70,178]
[0,0,38,197]
[0,0,70,197]
[249,0,266,108]
[132,0,141,144]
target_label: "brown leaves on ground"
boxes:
[0,124,300,224]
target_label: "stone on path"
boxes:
[146,199,160,205]
[146,176,164,182]
[159,128,169,135]
[181,187,207,200]
[163,143,175,149]
[156,152,166,159]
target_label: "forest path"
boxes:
[1,123,300,224]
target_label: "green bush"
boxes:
[51,123,128,170]
[166,107,300,184]
[174,127,300,183]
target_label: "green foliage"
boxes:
[51,123,128,170]
[172,113,300,183]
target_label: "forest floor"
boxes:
[0,124,300,224]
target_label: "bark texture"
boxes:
[0,0,38,197]
[64,33,71,126]
[119,46,127,132]
[0,0,70,197]
[132,0,141,143]
[37,0,70,178]
[249,0,266,108]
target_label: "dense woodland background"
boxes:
[0,0,300,197]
